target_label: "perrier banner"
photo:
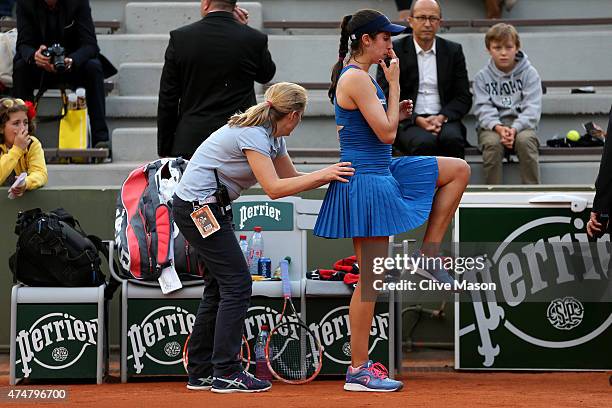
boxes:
[306,298,390,375]
[457,205,612,370]
[125,295,391,377]
[232,201,294,231]
[126,297,292,377]
[15,304,100,380]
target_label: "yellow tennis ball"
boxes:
[566,130,581,141]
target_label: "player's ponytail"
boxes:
[328,14,352,104]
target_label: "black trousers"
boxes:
[12,57,110,146]
[172,196,251,377]
[395,120,466,159]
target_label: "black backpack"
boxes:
[9,208,108,288]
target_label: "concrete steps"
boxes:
[88,0,612,26]
[100,30,612,94]
[124,2,262,33]
[31,90,611,151]
[35,0,611,187]
[45,156,601,187]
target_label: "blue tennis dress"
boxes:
[313,65,439,238]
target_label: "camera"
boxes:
[41,44,66,73]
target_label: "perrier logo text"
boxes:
[16,312,98,378]
[238,202,281,230]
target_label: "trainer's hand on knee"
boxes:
[319,162,355,183]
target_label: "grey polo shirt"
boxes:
[175,124,288,202]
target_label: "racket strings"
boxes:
[268,323,321,381]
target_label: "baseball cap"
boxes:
[350,15,407,40]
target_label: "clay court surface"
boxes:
[1,353,610,408]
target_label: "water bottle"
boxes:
[248,226,264,276]
[75,87,87,110]
[255,325,272,380]
[239,235,249,265]
[67,93,78,110]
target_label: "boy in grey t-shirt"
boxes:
[473,23,542,184]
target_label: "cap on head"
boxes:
[349,15,406,40]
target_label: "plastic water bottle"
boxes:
[248,226,264,276]
[67,93,78,110]
[239,235,249,265]
[255,324,272,380]
[75,87,87,110]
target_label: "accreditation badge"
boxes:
[190,205,221,238]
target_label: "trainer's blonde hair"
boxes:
[228,82,307,134]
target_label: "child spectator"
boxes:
[0,97,47,196]
[473,23,542,184]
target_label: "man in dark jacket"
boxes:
[587,106,612,238]
[377,0,472,159]
[12,0,115,147]
[157,0,276,159]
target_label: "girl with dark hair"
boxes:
[316,9,470,392]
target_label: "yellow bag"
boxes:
[58,107,88,149]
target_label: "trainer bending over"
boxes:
[173,82,354,393]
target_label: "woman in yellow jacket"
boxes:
[0,97,47,197]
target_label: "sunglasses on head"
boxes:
[1,98,26,108]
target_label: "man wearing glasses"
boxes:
[377,0,472,159]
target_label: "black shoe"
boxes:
[187,375,214,390]
[211,370,271,393]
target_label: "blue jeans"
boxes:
[172,196,252,377]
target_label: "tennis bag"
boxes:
[9,208,107,287]
[115,157,205,281]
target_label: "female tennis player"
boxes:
[314,9,470,392]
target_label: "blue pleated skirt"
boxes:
[313,156,439,238]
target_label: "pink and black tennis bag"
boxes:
[115,158,205,281]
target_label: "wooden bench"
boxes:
[0,19,121,34]
[44,148,110,164]
[263,17,612,31]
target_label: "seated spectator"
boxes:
[473,23,541,184]
[12,0,116,149]
[0,97,47,196]
[484,0,518,19]
[377,0,472,159]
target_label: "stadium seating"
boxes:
[31,0,611,186]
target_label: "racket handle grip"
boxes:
[280,259,291,297]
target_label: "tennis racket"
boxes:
[265,260,323,384]
[182,333,251,373]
